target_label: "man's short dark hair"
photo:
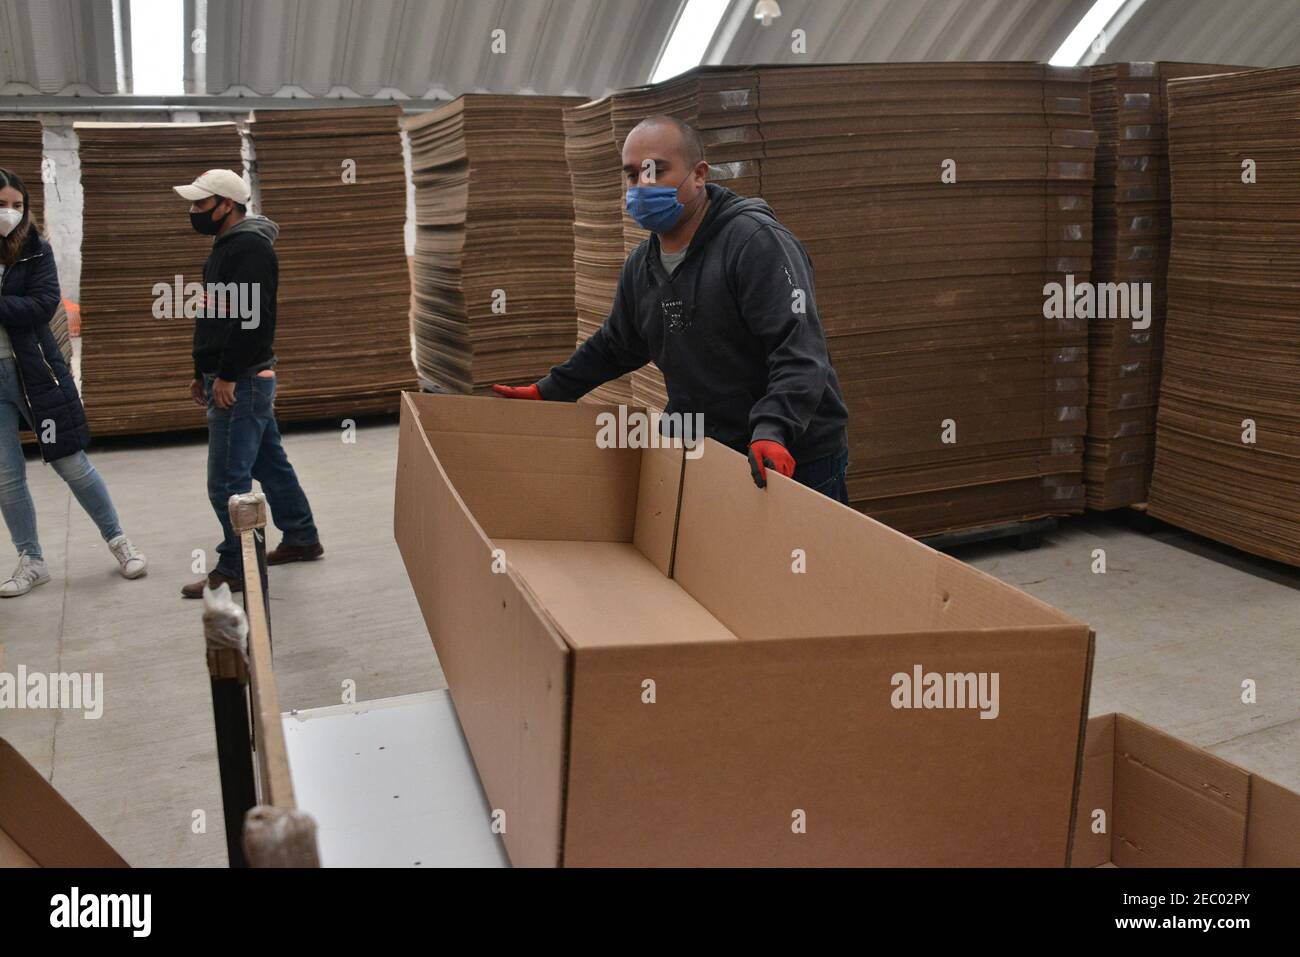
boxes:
[213,195,246,214]
[638,115,706,168]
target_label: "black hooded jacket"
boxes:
[0,229,90,462]
[538,184,848,461]
[192,216,280,381]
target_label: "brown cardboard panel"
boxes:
[1083,713,1116,758]
[674,439,1083,638]
[0,826,38,867]
[633,445,684,576]
[394,394,570,867]
[563,627,1092,866]
[495,540,738,649]
[1071,713,1116,868]
[1245,775,1300,867]
[407,394,642,543]
[404,391,587,436]
[423,429,640,542]
[1111,715,1249,867]
[0,739,127,867]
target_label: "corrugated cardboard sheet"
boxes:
[1070,713,1300,867]
[0,739,126,867]
[396,393,1094,865]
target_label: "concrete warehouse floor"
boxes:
[0,420,1297,867]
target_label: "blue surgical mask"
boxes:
[625,184,684,233]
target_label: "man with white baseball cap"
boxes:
[173,168,323,599]
[173,167,251,207]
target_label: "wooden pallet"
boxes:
[918,517,1057,552]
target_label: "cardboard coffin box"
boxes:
[395,393,1095,866]
[0,739,127,867]
[1071,713,1300,867]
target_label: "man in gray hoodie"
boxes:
[494,116,850,501]
[174,169,322,598]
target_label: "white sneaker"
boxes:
[0,554,52,597]
[108,535,148,580]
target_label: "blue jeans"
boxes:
[793,447,850,505]
[205,371,318,578]
[0,356,123,560]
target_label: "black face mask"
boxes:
[190,200,229,236]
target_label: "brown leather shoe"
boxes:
[267,542,324,566]
[181,570,244,599]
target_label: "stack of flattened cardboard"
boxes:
[1085,63,1249,510]
[0,120,44,223]
[758,63,1095,534]
[407,95,581,394]
[248,105,415,420]
[567,64,1094,536]
[563,96,632,405]
[1149,66,1300,567]
[77,122,242,435]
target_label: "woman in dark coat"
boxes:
[0,167,147,597]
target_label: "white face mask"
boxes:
[0,208,22,237]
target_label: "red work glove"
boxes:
[748,439,795,488]
[491,383,542,400]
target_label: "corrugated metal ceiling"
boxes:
[711,0,1096,64]
[2,0,1297,101]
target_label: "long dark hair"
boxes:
[0,167,35,266]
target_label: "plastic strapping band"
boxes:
[1042,476,1084,500]
[708,161,754,180]
[716,89,750,110]
[709,126,749,144]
